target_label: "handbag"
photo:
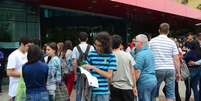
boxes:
[55,82,69,101]
[16,77,26,101]
[180,59,190,80]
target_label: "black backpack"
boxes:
[76,44,91,65]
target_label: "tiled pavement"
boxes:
[0,80,194,101]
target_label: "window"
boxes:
[0,0,40,48]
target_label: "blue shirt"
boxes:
[87,51,117,95]
[134,47,156,84]
[22,61,48,93]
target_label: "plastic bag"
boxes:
[16,77,26,101]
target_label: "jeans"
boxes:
[137,78,157,101]
[163,81,181,101]
[155,69,176,99]
[91,94,109,101]
[110,85,134,101]
[185,68,201,101]
[26,91,49,101]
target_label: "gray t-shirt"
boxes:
[112,50,135,90]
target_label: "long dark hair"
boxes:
[62,40,73,59]
[47,42,58,55]
[27,45,42,64]
[95,31,112,54]
[46,42,58,63]
[64,40,73,53]
[189,40,201,56]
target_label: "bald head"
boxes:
[159,23,170,35]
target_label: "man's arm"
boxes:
[188,59,201,66]
[174,54,181,80]
[7,68,21,77]
[83,64,113,79]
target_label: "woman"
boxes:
[45,42,62,101]
[134,34,157,101]
[184,40,201,101]
[57,42,64,57]
[82,32,117,101]
[22,45,49,101]
[62,40,74,96]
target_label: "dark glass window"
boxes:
[0,0,40,48]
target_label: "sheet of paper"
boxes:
[79,67,99,88]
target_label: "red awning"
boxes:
[111,0,201,21]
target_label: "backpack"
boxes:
[76,45,91,66]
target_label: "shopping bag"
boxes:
[16,77,26,101]
[180,59,190,80]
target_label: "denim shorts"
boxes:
[155,69,176,99]
[26,91,49,101]
[91,94,109,101]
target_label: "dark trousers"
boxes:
[200,79,201,101]
[185,68,201,101]
[0,67,4,92]
[184,78,191,101]
[175,81,181,101]
[110,85,134,101]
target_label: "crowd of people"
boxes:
[2,22,201,101]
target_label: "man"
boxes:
[72,32,94,72]
[7,37,31,101]
[0,48,4,94]
[110,35,137,101]
[71,32,94,100]
[149,23,180,101]
[134,34,157,101]
[82,32,117,101]
[184,33,194,50]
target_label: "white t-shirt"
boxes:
[7,49,27,97]
[72,42,95,59]
[149,35,179,70]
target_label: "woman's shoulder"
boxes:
[52,56,60,61]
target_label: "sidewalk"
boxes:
[0,81,194,101]
[0,85,9,101]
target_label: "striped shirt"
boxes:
[87,51,117,95]
[149,35,178,70]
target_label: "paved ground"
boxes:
[0,79,194,101]
[0,85,9,101]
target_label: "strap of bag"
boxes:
[84,45,91,56]
[76,45,84,57]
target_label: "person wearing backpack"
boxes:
[71,32,94,101]
[72,32,95,76]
